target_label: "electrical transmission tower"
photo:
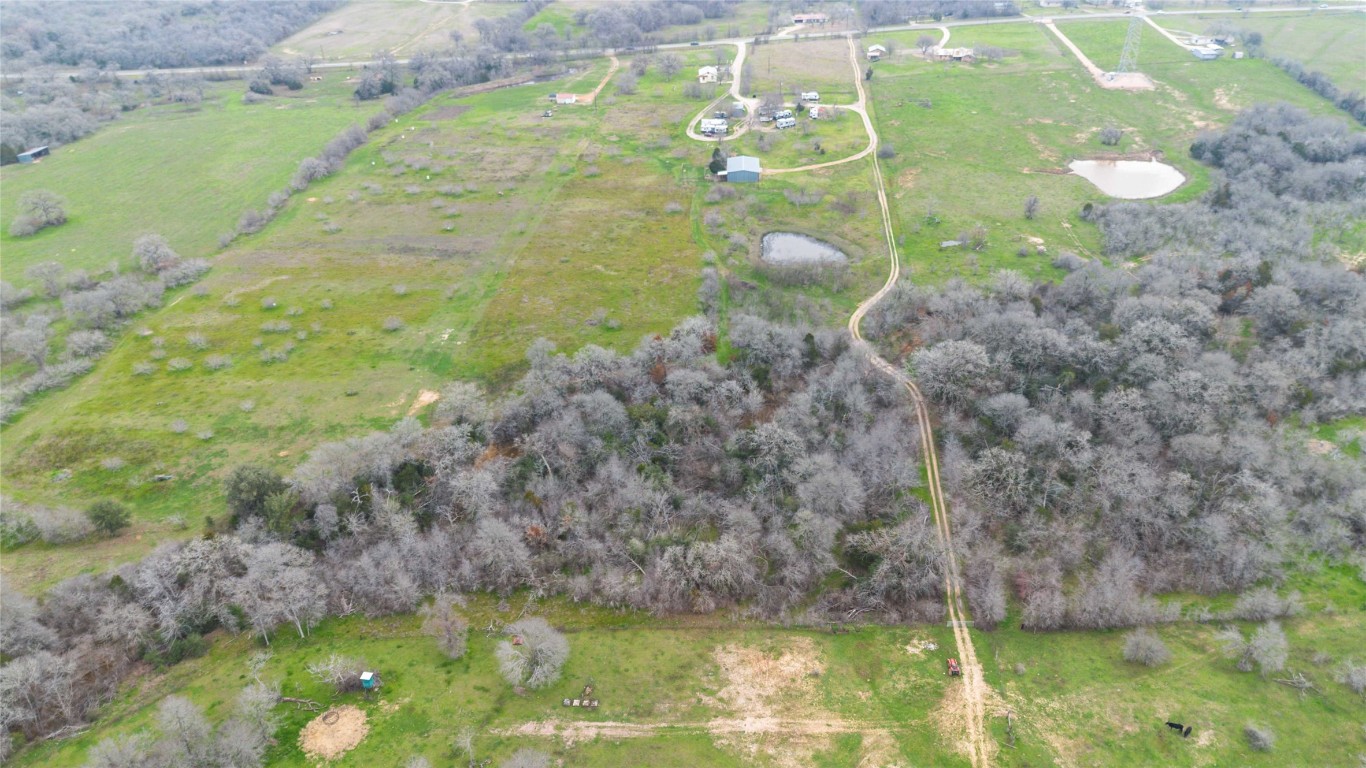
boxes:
[1117,17,1142,73]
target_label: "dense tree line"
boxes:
[862,0,1018,27]
[0,1,340,71]
[867,105,1365,631]
[1268,58,1366,126]
[0,315,934,756]
[1089,104,1365,262]
[1,67,210,158]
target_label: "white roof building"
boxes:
[698,66,719,84]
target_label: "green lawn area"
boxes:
[0,78,368,285]
[1152,10,1366,94]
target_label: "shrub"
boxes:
[10,190,68,237]
[876,144,896,159]
[383,316,404,332]
[1244,723,1274,752]
[1099,126,1123,146]
[166,357,192,372]
[170,419,188,433]
[495,617,568,690]
[502,749,551,768]
[86,500,131,537]
[306,654,370,694]
[1122,629,1170,667]
[1230,587,1303,621]
[224,464,287,522]
[1337,660,1366,696]
[204,354,232,371]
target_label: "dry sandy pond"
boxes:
[1068,159,1185,199]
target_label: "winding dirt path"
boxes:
[843,31,994,768]
[685,42,759,142]
[765,38,874,175]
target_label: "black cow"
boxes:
[1165,722,1192,738]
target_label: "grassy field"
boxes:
[522,0,783,44]
[272,0,524,60]
[747,38,861,104]
[16,570,1366,768]
[864,20,1344,284]
[16,598,966,768]
[0,78,368,285]
[1151,10,1366,94]
[0,57,725,591]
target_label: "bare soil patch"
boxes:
[407,389,441,416]
[300,705,369,762]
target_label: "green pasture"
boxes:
[0,78,367,285]
[17,571,1366,768]
[1153,10,1366,94]
[0,59,720,589]
[16,598,964,768]
[866,19,1344,284]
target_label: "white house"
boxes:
[1190,45,1223,60]
[934,47,975,62]
[776,116,797,129]
[801,91,820,102]
[808,105,826,119]
[555,93,577,105]
[700,118,729,135]
[698,66,719,84]
[867,44,888,61]
[792,12,828,24]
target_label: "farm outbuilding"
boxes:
[725,155,761,183]
[17,146,50,163]
[1190,45,1223,60]
[867,44,888,61]
[555,93,578,105]
[792,13,828,24]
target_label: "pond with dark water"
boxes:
[760,232,849,266]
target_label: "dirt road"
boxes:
[844,32,994,768]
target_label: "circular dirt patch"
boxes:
[300,705,368,761]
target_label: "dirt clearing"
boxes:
[407,389,441,416]
[300,705,369,761]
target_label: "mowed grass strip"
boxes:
[0,79,368,283]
